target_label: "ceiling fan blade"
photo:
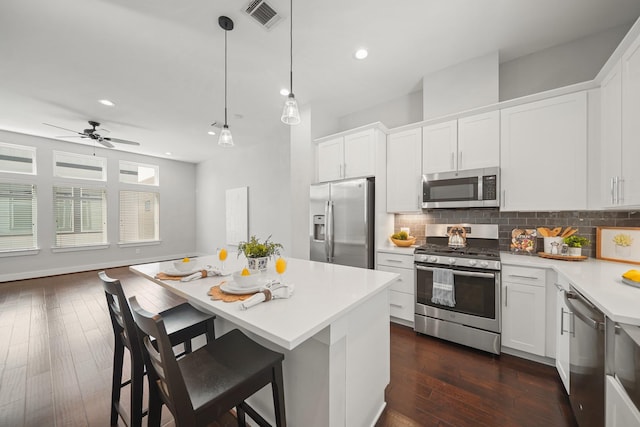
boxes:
[104,137,140,146]
[97,139,115,148]
[55,135,88,138]
[43,122,85,135]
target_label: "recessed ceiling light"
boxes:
[354,49,368,60]
[280,88,290,96]
[98,99,115,106]
[208,131,216,136]
[165,152,172,156]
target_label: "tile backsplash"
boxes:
[395,209,640,258]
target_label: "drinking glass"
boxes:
[275,257,287,284]
[218,247,228,273]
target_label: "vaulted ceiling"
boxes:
[1,0,639,162]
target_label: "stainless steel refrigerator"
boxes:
[309,177,375,269]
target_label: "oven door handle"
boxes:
[415,265,495,279]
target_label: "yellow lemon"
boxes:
[275,258,287,275]
[241,268,250,276]
[182,257,190,263]
[219,248,228,261]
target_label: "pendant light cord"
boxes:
[289,0,293,93]
[224,28,228,126]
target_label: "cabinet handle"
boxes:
[619,177,624,204]
[390,303,403,308]
[459,151,462,169]
[560,306,564,335]
[502,190,506,208]
[554,282,563,291]
[508,274,539,280]
[611,177,616,205]
[504,285,508,307]
[385,259,403,263]
[450,152,454,169]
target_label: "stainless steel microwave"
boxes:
[422,167,500,209]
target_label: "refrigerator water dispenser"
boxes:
[313,215,325,241]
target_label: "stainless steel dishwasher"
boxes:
[565,286,605,427]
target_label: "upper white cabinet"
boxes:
[387,127,422,212]
[316,128,376,182]
[422,111,499,175]
[621,34,640,206]
[600,60,623,208]
[422,120,457,174]
[500,92,588,211]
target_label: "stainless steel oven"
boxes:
[414,224,501,355]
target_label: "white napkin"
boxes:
[239,282,295,310]
[181,266,229,282]
[431,268,456,307]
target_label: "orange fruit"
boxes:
[219,248,228,261]
[275,258,287,275]
[241,268,250,276]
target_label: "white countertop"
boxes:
[130,255,398,350]
[501,252,640,325]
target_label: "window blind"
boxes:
[53,185,107,248]
[119,190,159,243]
[0,183,37,251]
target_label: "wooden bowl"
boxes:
[390,236,416,247]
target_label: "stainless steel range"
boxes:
[414,223,501,354]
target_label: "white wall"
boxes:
[195,126,292,258]
[0,130,197,282]
[500,23,630,101]
[423,52,500,120]
[337,91,423,131]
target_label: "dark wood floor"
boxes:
[0,267,577,427]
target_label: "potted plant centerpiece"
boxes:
[237,235,283,271]
[563,235,590,257]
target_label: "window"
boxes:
[53,151,106,181]
[53,185,107,248]
[0,183,37,251]
[119,191,159,243]
[119,161,159,185]
[0,142,36,175]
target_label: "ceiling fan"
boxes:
[43,120,140,148]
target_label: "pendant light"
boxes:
[281,0,300,125]
[218,16,234,147]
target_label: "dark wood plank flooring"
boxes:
[0,267,577,427]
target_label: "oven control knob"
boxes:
[480,261,489,268]
[428,256,438,263]
[468,259,477,266]
[448,258,456,265]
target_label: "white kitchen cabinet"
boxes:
[500,91,587,211]
[377,250,414,324]
[386,127,422,212]
[606,375,640,427]
[502,265,546,356]
[621,34,640,206]
[422,111,499,175]
[600,60,623,208]
[422,120,457,174]
[555,274,571,394]
[316,128,376,182]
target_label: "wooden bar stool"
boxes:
[99,271,216,427]
[129,296,287,427]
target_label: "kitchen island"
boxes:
[130,255,398,427]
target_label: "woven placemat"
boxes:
[208,282,256,302]
[155,272,184,281]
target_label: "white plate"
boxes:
[622,277,640,289]
[220,281,263,295]
[162,265,201,276]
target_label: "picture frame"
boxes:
[596,226,640,265]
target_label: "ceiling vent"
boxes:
[244,0,282,29]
